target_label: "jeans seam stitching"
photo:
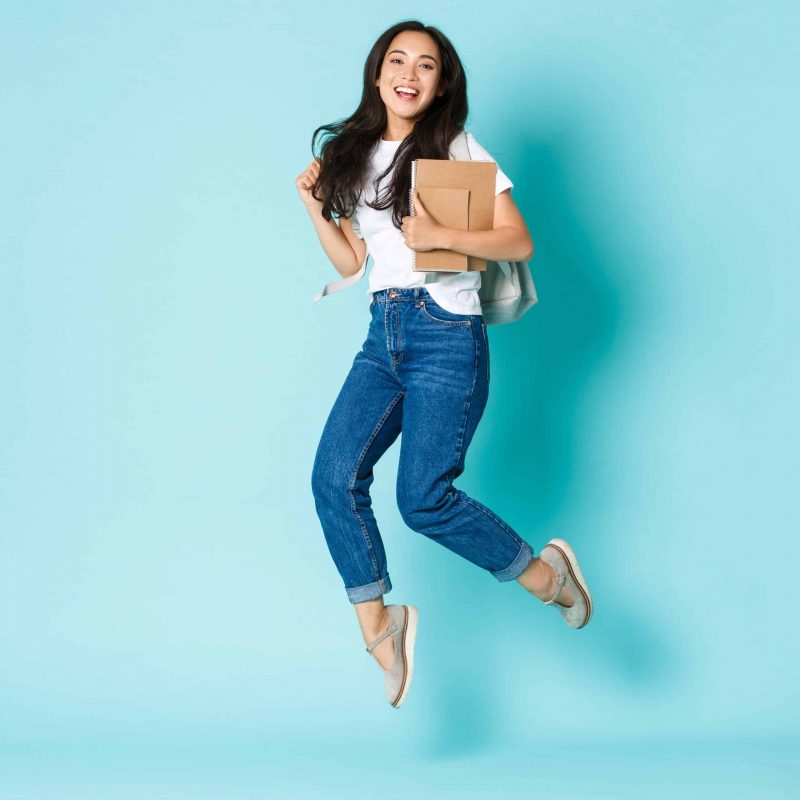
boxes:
[420,301,472,326]
[492,543,532,580]
[347,389,405,583]
[446,324,478,489]
[396,306,404,356]
[462,495,527,551]
[383,303,392,369]
[482,322,490,383]
[346,576,389,598]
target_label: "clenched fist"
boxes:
[296,158,323,208]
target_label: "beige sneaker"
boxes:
[365,604,419,708]
[539,538,593,629]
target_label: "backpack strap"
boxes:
[313,248,369,302]
[448,130,472,161]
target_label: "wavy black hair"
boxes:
[310,19,468,231]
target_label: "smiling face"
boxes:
[374,30,447,138]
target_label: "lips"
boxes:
[394,86,419,101]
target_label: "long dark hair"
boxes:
[310,20,468,231]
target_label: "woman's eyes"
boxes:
[389,58,434,69]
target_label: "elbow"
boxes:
[345,251,368,278]
[337,258,363,279]
[520,237,534,262]
[334,244,367,279]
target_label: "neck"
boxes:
[382,118,415,142]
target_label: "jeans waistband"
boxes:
[372,287,429,304]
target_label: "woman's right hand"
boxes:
[296,158,324,209]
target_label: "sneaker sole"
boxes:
[545,538,593,628]
[391,605,418,708]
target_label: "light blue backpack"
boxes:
[313,130,538,326]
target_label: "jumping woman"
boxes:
[296,20,593,709]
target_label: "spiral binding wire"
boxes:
[409,159,417,271]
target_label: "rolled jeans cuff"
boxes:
[491,542,534,582]
[345,574,393,604]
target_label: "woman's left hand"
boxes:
[401,190,444,251]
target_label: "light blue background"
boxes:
[2,2,798,797]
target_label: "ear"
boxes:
[436,79,448,97]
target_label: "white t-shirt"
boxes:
[349,132,514,315]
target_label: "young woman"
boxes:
[296,20,593,708]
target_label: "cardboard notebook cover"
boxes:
[410,158,496,272]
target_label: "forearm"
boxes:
[438,225,533,262]
[304,202,361,278]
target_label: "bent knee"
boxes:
[311,456,351,504]
[397,495,443,533]
[397,480,466,532]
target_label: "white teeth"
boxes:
[395,86,418,95]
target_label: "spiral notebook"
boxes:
[409,158,497,272]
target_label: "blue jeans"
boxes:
[311,286,534,603]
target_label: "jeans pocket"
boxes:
[418,298,473,327]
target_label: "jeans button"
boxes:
[388,290,398,298]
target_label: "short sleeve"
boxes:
[347,210,364,239]
[465,132,514,195]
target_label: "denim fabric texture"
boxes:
[311,286,535,603]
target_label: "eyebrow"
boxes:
[387,49,438,65]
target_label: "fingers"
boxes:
[412,189,427,215]
[297,158,323,190]
[304,160,319,186]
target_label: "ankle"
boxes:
[362,606,391,643]
[517,558,557,601]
